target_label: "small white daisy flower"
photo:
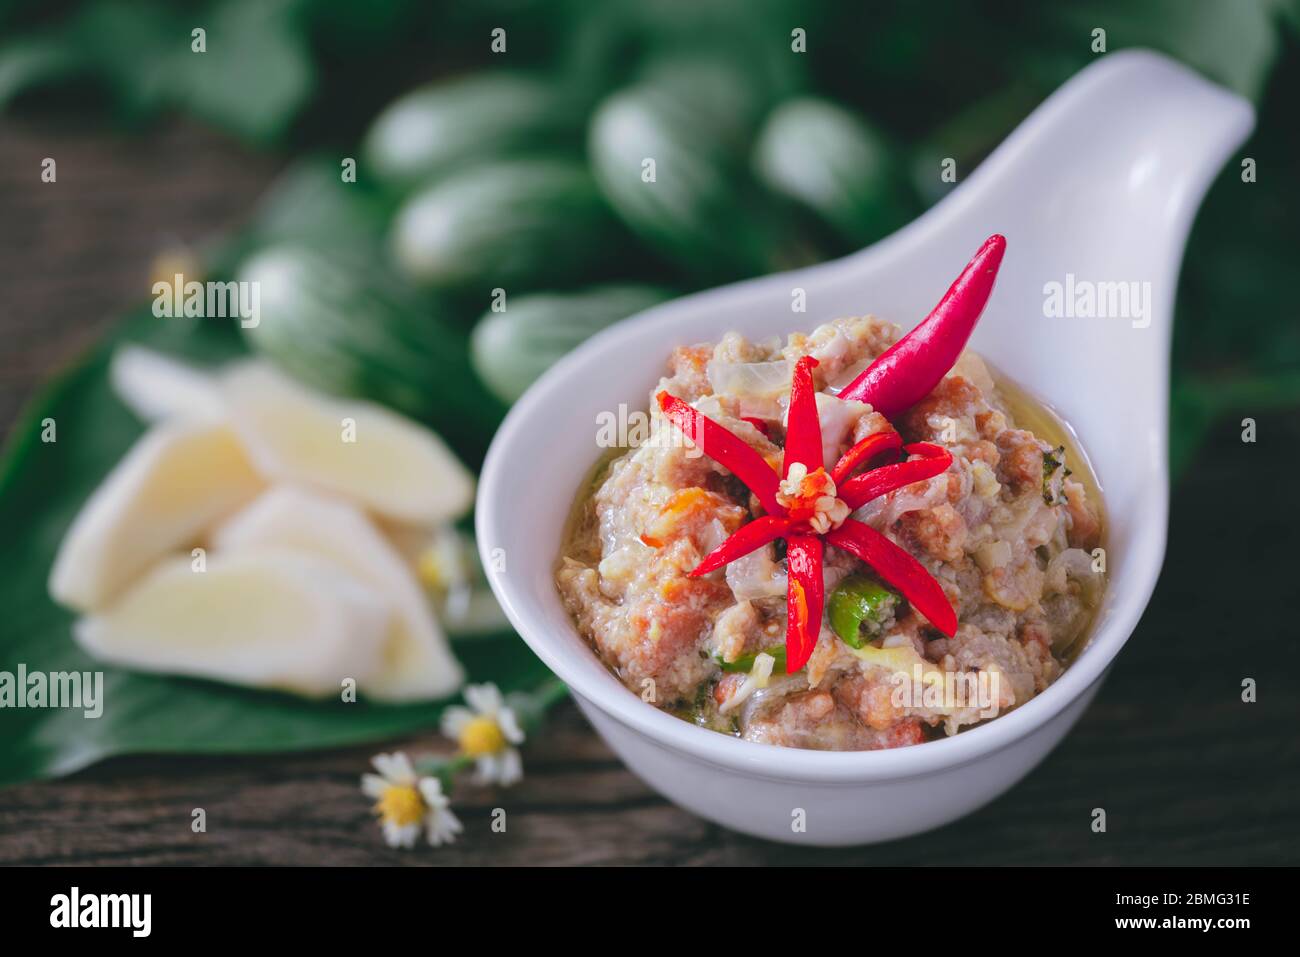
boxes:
[441,683,526,786]
[362,751,463,849]
[418,777,463,847]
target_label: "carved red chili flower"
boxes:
[656,235,1006,673]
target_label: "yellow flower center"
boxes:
[374,784,424,827]
[459,716,506,757]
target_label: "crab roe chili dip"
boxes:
[557,236,1106,751]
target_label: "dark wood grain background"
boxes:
[1,118,1296,866]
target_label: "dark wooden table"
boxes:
[1,119,1296,866]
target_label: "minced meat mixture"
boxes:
[557,315,1104,751]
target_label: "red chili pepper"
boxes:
[830,429,902,485]
[783,356,822,477]
[824,519,957,636]
[839,443,953,510]
[902,441,951,459]
[657,391,782,516]
[784,535,824,672]
[689,516,795,577]
[740,416,771,438]
[654,241,1006,669]
[839,234,1006,417]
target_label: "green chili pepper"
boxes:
[828,575,898,648]
[713,646,787,673]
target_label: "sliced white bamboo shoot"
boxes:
[109,346,224,422]
[220,362,473,526]
[212,486,464,701]
[74,548,389,698]
[49,420,263,612]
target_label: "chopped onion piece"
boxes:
[952,349,996,394]
[725,547,788,600]
[720,652,776,714]
[706,360,791,398]
[1046,548,1103,604]
[975,540,1013,571]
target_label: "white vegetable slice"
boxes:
[725,547,787,600]
[49,420,263,612]
[74,549,389,698]
[212,486,464,701]
[220,362,473,526]
[109,346,224,422]
[705,360,790,398]
[811,392,871,473]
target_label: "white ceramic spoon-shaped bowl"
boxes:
[477,50,1254,846]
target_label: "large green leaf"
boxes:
[179,0,315,144]
[0,307,550,788]
[0,0,315,143]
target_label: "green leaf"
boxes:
[203,156,395,275]
[0,33,86,109]
[1054,0,1282,102]
[0,1,181,119]
[0,0,315,142]
[177,0,315,143]
[0,306,552,788]
[71,0,186,118]
[1170,369,1300,477]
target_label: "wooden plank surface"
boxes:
[1,119,1296,866]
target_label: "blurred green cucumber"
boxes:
[471,284,672,403]
[391,157,623,295]
[206,158,394,275]
[754,97,913,248]
[362,72,580,190]
[559,4,806,111]
[632,55,768,148]
[238,244,505,465]
[588,64,809,283]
